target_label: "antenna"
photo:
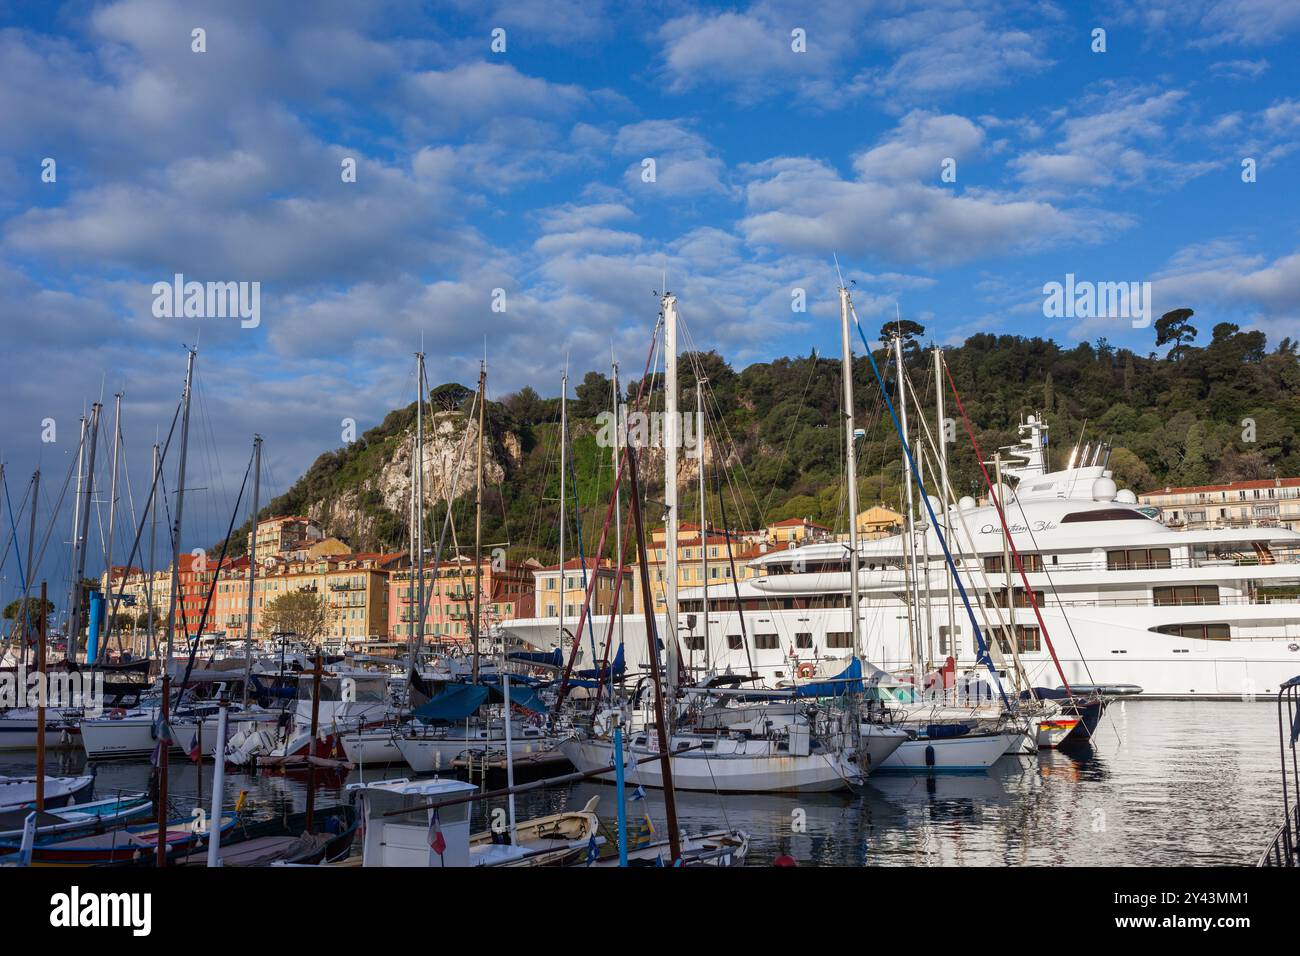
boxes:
[834,253,844,289]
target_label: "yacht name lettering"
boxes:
[979,520,1057,534]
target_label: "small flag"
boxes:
[188,733,201,763]
[631,785,646,801]
[585,834,599,866]
[428,809,446,858]
[654,854,664,867]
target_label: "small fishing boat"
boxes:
[593,829,749,867]
[174,805,358,867]
[7,812,237,866]
[467,796,602,867]
[0,708,80,751]
[875,725,1013,773]
[0,773,95,812]
[0,794,152,844]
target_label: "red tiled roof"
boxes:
[1143,477,1300,496]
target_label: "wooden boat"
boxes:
[468,796,601,867]
[593,828,749,867]
[9,812,236,866]
[174,805,357,866]
[0,774,95,812]
[0,793,152,844]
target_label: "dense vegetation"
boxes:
[215,311,1300,564]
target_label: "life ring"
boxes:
[797,662,816,679]
[108,708,126,721]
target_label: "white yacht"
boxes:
[503,418,1300,700]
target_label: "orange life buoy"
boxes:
[108,708,126,720]
[797,662,816,679]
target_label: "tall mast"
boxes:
[935,348,956,685]
[662,292,679,704]
[242,435,262,705]
[558,369,567,654]
[147,441,159,659]
[839,285,863,659]
[472,361,485,684]
[68,402,102,663]
[611,359,624,659]
[66,416,86,643]
[414,352,426,665]
[894,334,923,686]
[696,377,709,673]
[164,350,195,665]
[20,471,40,669]
[100,391,122,661]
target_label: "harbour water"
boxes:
[4,700,1283,866]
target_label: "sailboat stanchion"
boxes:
[206,698,229,867]
[156,672,170,867]
[614,715,628,868]
[35,581,47,812]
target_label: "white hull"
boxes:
[0,714,78,751]
[877,732,1013,772]
[80,710,278,759]
[560,737,859,793]
[340,728,405,766]
[503,603,1300,701]
[394,731,558,774]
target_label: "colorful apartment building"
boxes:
[248,515,325,564]
[532,558,632,620]
[629,523,793,613]
[390,557,538,642]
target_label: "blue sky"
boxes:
[1,0,1298,605]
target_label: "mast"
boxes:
[611,359,624,661]
[68,402,102,663]
[99,392,122,662]
[662,292,679,705]
[893,334,924,686]
[472,361,485,684]
[414,352,426,667]
[147,441,159,659]
[66,416,86,644]
[20,471,40,669]
[839,285,863,659]
[165,349,195,665]
[918,437,935,676]
[935,347,956,689]
[696,378,709,673]
[242,435,261,705]
[558,369,567,656]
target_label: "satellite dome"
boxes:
[1092,477,1118,502]
[958,496,977,511]
[1114,489,1137,504]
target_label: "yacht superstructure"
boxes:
[503,417,1300,699]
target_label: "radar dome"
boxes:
[1114,489,1137,504]
[1092,477,1118,502]
[958,496,976,511]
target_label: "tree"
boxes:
[1155,308,1198,360]
[879,318,927,354]
[263,590,330,643]
[3,596,55,633]
[429,382,473,413]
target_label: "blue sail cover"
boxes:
[493,683,549,715]
[411,683,491,722]
[507,648,564,668]
[794,656,864,698]
[577,644,625,680]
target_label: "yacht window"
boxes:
[727,635,745,650]
[1062,509,1149,523]
[685,635,705,651]
[826,631,853,649]
[755,633,779,650]
[1015,626,1041,653]
[1154,623,1231,641]
[984,588,1044,609]
[795,632,813,649]
[984,553,1043,573]
[1107,548,1172,571]
[1153,585,1220,606]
